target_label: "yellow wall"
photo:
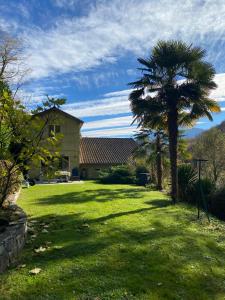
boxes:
[30,110,82,179]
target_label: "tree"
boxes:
[191,128,225,185]
[0,83,65,206]
[134,129,167,190]
[129,40,220,203]
[0,32,66,207]
[0,31,29,90]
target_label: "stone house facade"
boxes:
[31,107,137,180]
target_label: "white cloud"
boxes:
[211,73,225,101]
[17,86,65,108]
[82,115,134,130]
[5,0,225,80]
[52,0,79,7]
[72,71,119,88]
[63,94,130,118]
[18,71,225,118]
[63,72,225,119]
[103,89,131,98]
[82,126,138,137]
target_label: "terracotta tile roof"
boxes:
[80,137,138,165]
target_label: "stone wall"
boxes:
[0,205,27,273]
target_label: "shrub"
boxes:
[209,188,225,220]
[99,165,136,184]
[135,165,150,186]
[190,178,215,205]
[178,164,197,202]
[178,164,215,206]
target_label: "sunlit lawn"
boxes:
[1,181,225,299]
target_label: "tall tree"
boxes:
[191,127,225,185]
[129,40,220,203]
[135,129,167,190]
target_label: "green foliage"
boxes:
[135,165,149,176]
[210,188,225,220]
[99,165,136,184]
[31,96,66,114]
[178,164,215,205]
[191,127,225,185]
[0,160,22,206]
[129,40,220,201]
[191,178,215,204]
[134,129,168,189]
[0,82,65,205]
[40,156,61,181]
[178,164,198,202]
[135,164,150,186]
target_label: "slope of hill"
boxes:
[217,120,225,132]
[184,127,205,139]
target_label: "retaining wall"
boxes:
[0,205,27,273]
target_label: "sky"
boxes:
[1,0,225,137]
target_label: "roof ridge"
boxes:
[34,107,84,124]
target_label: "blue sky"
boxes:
[1,0,225,137]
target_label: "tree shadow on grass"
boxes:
[145,199,171,208]
[2,207,225,299]
[32,187,153,206]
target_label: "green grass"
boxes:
[1,181,225,299]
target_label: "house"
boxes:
[30,107,137,180]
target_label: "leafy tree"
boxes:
[0,33,67,206]
[191,127,225,185]
[129,40,220,202]
[0,83,65,206]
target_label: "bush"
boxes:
[190,178,215,205]
[209,188,225,220]
[0,160,22,206]
[99,165,136,184]
[178,164,197,202]
[178,164,215,206]
[135,165,150,186]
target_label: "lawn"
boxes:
[1,182,225,299]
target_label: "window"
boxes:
[49,125,61,137]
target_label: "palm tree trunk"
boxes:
[156,133,163,190]
[168,108,178,203]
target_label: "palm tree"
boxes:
[129,40,220,203]
[135,129,167,190]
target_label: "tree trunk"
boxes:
[156,133,163,190]
[168,108,178,203]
